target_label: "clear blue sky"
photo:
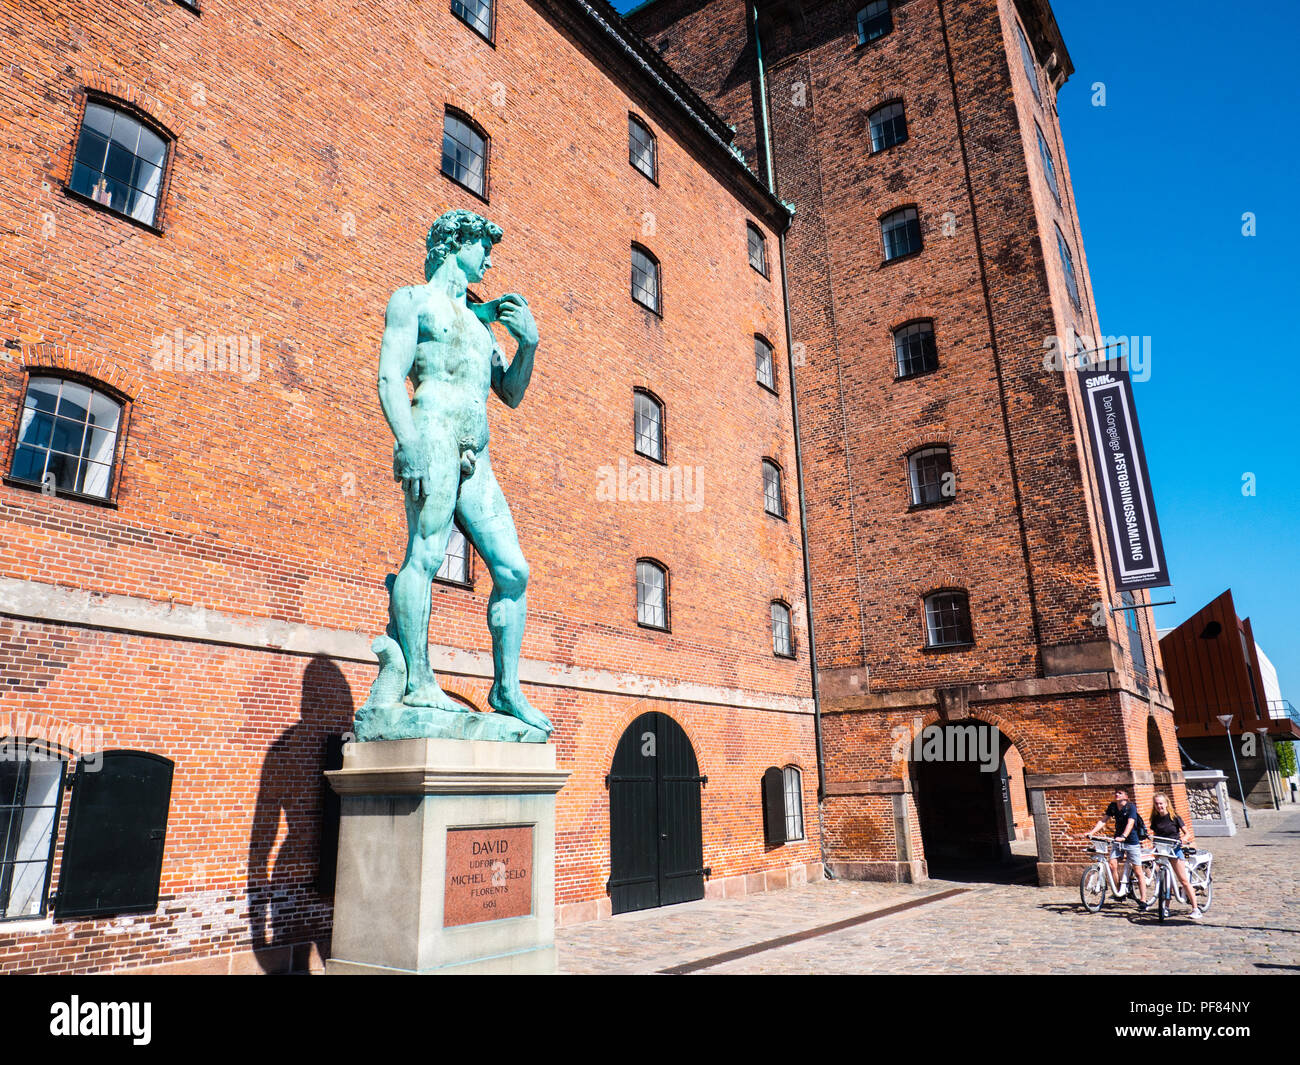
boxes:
[1053,0,1299,700]
[611,0,1299,699]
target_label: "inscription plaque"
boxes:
[444,824,534,927]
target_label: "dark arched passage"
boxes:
[909,721,1037,883]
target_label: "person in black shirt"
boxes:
[1151,792,1203,920]
[1089,788,1150,908]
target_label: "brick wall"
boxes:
[631,0,1185,880]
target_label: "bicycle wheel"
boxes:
[1157,866,1170,921]
[1080,865,1106,912]
[1195,869,1213,914]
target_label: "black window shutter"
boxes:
[54,750,174,919]
[761,766,787,846]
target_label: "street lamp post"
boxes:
[1217,714,1251,828]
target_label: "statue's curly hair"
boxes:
[424,208,503,280]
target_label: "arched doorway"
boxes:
[909,721,1037,883]
[608,711,705,915]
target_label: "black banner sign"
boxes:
[1077,369,1171,590]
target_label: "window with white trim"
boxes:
[636,560,669,630]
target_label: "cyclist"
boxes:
[1089,788,1150,910]
[1150,792,1203,920]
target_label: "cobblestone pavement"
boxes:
[557,807,1300,974]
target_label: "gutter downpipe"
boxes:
[752,4,826,811]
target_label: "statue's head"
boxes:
[424,208,504,283]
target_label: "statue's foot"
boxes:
[403,680,468,714]
[489,683,553,734]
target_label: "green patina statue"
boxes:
[353,209,552,743]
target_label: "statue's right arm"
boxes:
[377,289,427,490]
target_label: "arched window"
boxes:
[881,206,922,261]
[442,109,489,198]
[782,766,805,839]
[1016,21,1042,104]
[893,320,938,378]
[631,244,661,313]
[771,600,794,657]
[633,388,665,462]
[636,559,669,631]
[868,100,908,152]
[761,764,805,843]
[755,334,776,391]
[923,590,973,648]
[907,445,954,506]
[10,375,125,501]
[762,459,785,518]
[70,99,169,227]
[1056,225,1081,310]
[1121,591,1149,688]
[629,114,657,181]
[435,523,473,586]
[0,743,68,920]
[451,0,493,41]
[856,0,892,44]
[747,222,768,276]
[1035,123,1060,204]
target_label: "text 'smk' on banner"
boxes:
[1077,369,1171,591]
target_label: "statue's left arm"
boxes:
[485,293,538,409]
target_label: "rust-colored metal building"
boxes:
[1159,589,1297,809]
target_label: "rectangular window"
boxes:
[782,767,804,841]
[1122,591,1148,688]
[1017,22,1041,103]
[0,752,66,921]
[442,113,488,198]
[636,562,668,630]
[1056,226,1081,310]
[451,0,492,39]
[70,101,168,227]
[857,0,892,44]
[869,101,908,153]
[909,447,953,506]
[771,602,794,657]
[634,391,664,462]
[747,224,768,276]
[11,376,123,501]
[763,461,784,518]
[435,525,471,585]
[925,592,973,648]
[755,336,776,391]
[881,207,922,261]
[894,321,938,378]
[629,115,657,181]
[631,246,660,312]
[1036,124,1061,204]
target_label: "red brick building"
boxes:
[0,0,821,972]
[630,0,1187,883]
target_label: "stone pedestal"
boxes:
[324,737,569,975]
[1185,768,1236,837]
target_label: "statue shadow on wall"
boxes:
[247,654,354,973]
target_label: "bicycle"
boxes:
[1149,835,1213,921]
[1079,835,1156,913]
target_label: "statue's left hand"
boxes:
[496,294,538,349]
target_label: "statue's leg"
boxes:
[456,450,553,734]
[393,431,463,711]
